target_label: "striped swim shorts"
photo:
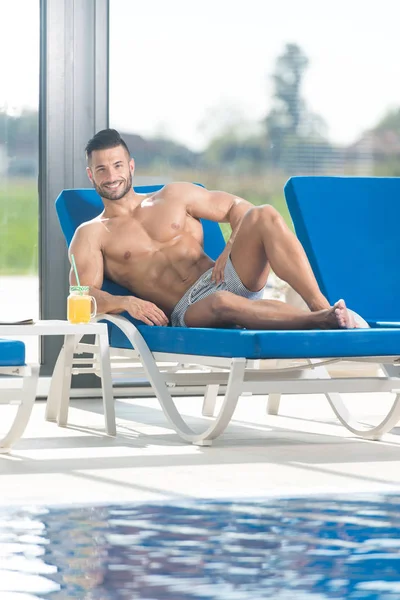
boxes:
[170,256,265,328]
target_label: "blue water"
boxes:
[1,495,400,599]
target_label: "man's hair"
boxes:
[85,128,130,161]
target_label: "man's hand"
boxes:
[211,245,231,284]
[122,297,169,326]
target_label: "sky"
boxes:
[109,0,400,149]
[1,0,399,151]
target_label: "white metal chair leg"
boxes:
[98,331,116,435]
[45,345,65,421]
[202,384,219,417]
[267,394,281,415]
[326,392,400,440]
[57,334,78,427]
[266,359,283,415]
[0,364,39,452]
[310,361,352,423]
[100,315,246,445]
[312,360,399,440]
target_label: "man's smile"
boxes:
[104,181,123,189]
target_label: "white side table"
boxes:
[0,320,115,437]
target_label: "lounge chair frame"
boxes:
[49,313,400,445]
[0,362,39,452]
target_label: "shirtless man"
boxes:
[69,128,357,330]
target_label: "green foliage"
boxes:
[374,160,400,177]
[373,108,400,133]
[265,43,329,169]
[203,133,269,173]
[0,181,38,274]
[0,109,38,153]
[268,43,309,136]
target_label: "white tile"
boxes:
[0,394,399,506]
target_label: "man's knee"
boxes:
[209,291,236,320]
[258,204,283,227]
[246,204,283,230]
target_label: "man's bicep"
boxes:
[183,184,250,222]
[68,228,104,288]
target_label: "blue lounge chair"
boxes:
[55,185,400,445]
[285,176,400,328]
[0,339,39,451]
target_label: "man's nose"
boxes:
[104,167,118,180]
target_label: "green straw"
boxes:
[71,254,81,287]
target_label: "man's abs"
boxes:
[104,241,214,315]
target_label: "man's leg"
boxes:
[229,205,330,311]
[184,292,354,330]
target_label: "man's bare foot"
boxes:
[333,299,356,329]
[313,299,356,329]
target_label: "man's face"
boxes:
[87,145,134,201]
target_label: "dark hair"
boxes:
[85,128,130,161]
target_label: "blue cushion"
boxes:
[0,339,25,366]
[105,315,400,359]
[285,176,400,325]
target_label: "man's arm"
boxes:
[69,224,119,313]
[69,225,168,326]
[163,182,253,246]
[163,182,254,282]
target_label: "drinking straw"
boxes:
[71,254,81,287]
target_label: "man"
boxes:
[69,128,358,329]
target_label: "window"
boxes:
[0,1,40,360]
[110,0,400,235]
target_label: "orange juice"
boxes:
[67,295,92,323]
[67,286,97,324]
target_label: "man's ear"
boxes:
[129,158,135,175]
[86,166,93,183]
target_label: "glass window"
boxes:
[0,1,40,361]
[110,0,400,234]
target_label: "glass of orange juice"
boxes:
[67,286,97,324]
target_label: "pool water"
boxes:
[1,494,400,599]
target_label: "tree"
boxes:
[265,43,327,170]
[0,109,38,154]
[373,107,400,133]
[358,107,400,176]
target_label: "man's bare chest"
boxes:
[100,205,203,261]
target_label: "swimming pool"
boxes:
[1,494,400,599]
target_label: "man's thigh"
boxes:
[230,207,270,291]
[183,292,235,328]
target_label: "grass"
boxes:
[0,179,38,274]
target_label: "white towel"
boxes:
[348,309,370,329]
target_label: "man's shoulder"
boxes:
[161,181,207,199]
[74,216,104,238]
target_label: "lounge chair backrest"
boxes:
[285,176,400,324]
[56,185,226,296]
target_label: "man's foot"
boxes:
[333,299,356,328]
[312,299,357,329]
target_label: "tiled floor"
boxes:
[1,391,400,506]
